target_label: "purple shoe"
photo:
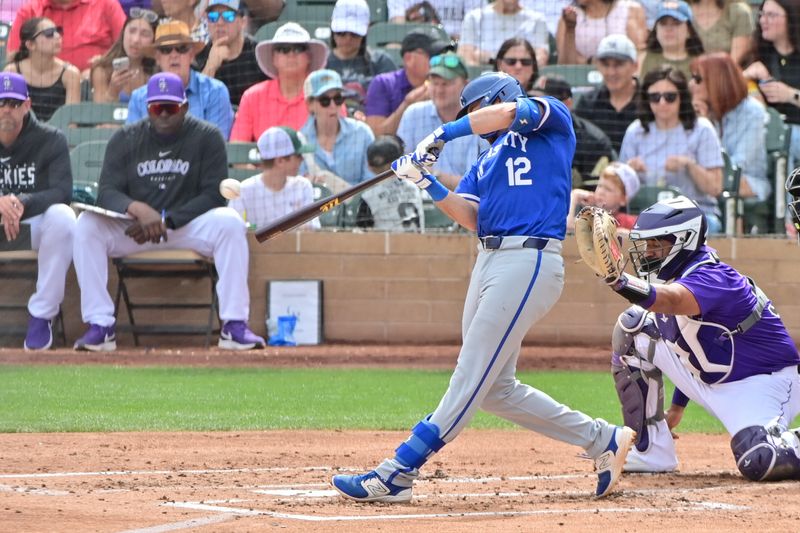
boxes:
[74,324,116,352]
[24,316,53,351]
[218,321,266,350]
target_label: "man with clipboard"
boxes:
[0,73,75,351]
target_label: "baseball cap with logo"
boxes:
[206,0,239,12]
[428,52,468,80]
[331,0,370,37]
[656,0,693,23]
[0,73,28,100]
[304,69,344,98]
[596,34,637,63]
[146,72,187,104]
[401,27,452,57]
[257,126,315,160]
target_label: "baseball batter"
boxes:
[0,72,75,351]
[601,195,800,480]
[72,73,264,352]
[333,72,635,503]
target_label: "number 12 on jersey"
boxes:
[506,157,532,186]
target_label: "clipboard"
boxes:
[72,202,133,220]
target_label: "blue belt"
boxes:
[480,236,548,250]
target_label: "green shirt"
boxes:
[640,52,695,80]
[695,2,754,55]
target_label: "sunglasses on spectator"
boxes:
[147,102,183,116]
[317,93,344,107]
[430,54,461,68]
[207,10,237,23]
[0,98,24,109]
[157,44,192,55]
[275,44,308,54]
[33,26,63,39]
[690,73,703,84]
[333,31,361,39]
[500,57,534,67]
[130,7,159,23]
[647,91,679,104]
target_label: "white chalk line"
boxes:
[0,465,335,479]
[117,513,237,533]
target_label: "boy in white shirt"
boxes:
[229,126,320,231]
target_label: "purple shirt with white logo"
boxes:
[656,246,799,405]
[364,69,413,118]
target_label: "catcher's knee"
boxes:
[612,305,660,360]
[731,425,800,481]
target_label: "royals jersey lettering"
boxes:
[455,96,575,240]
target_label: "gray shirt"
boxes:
[460,4,549,57]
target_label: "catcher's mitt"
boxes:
[575,206,625,283]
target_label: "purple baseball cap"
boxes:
[0,73,29,100]
[146,72,187,104]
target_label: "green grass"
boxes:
[0,366,740,433]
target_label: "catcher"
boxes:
[576,196,800,480]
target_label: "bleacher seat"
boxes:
[720,150,743,236]
[539,64,603,94]
[765,107,791,234]
[255,19,331,42]
[48,103,128,146]
[312,183,343,227]
[366,22,449,49]
[226,142,260,181]
[628,185,681,215]
[70,140,108,205]
[0,22,10,70]
[278,1,335,23]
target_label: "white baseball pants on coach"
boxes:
[429,238,616,458]
[22,203,76,320]
[73,207,250,327]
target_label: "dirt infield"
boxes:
[2,344,800,531]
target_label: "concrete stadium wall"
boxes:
[3,232,800,346]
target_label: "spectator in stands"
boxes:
[356,134,424,231]
[8,0,126,73]
[228,125,320,231]
[231,22,328,140]
[532,74,617,188]
[397,52,486,189]
[5,17,80,122]
[90,8,158,104]
[689,0,753,66]
[459,0,549,67]
[326,0,397,97]
[0,73,75,351]
[159,0,208,43]
[388,0,485,40]
[620,66,724,232]
[566,161,640,231]
[493,37,538,93]
[299,69,374,190]
[127,20,234,138]
[0,0,26,24]
[194,0,266,107]
[574,34,640,152]
[690,52,769,201]
[743,0,800,172]
[364,27,450,136]
[556,0,647,65]
[522,0,571,36]
[639,0,705,79]
[74,72,265,352]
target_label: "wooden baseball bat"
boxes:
[254,169,395,243]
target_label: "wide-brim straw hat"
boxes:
[255,22,328,79]
[143,20,206,58]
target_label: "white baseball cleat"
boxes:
[594,426,636,497]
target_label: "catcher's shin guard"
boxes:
[731,425,800,481]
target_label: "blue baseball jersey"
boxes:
[455,96,575,240]
[656,246,799,386]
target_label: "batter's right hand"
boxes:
[413,127,445,168]
[391,154,433,189]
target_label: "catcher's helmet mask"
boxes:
[457,72,526,140]
[786,167,800,229]
[628,196,707,282]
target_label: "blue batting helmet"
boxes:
[456,71,525,119]
[628,195,708,282]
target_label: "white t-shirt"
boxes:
[387,0,486,37]
[460,4,549,57]
[228,174,321,230]
[522,0,571,36]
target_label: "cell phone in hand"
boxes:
[112,56,130,71]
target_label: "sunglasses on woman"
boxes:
[317,93,344,107]
[207,10,237,23]
[130,7,159,23]
[430,54,462,68]
[157,44,192,55]
[275,44,308,54]
[33,26,63,39]
[500,57,534,67]
[147,102,182,116]
[647,91,679,104]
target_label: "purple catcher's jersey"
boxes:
[455,96,575,240]
[656,246,800,384]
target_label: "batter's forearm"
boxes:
[467,103,516,136]
[435,195,477,231]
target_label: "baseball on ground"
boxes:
[219,178,241,200]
